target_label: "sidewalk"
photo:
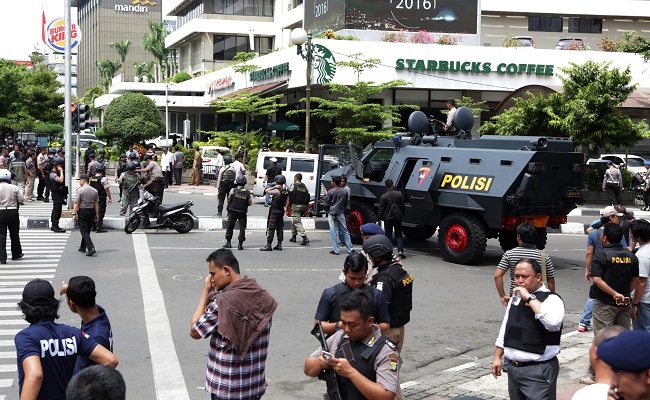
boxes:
[404,330,592,400]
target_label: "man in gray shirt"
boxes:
[325,175,353,255]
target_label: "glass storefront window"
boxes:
[212,0,273,16]
[213,35,274,60]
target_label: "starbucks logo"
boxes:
[312,44,336,84]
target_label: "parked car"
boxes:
[587,154,647,175]
[513,36,536,48]
[555,38,585,50]
[200,146,232,178]
[146,134,183,148]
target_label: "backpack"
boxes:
[220,167,235,190]
[43,158,54,175]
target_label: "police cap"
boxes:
[360,223,384,236]
[274,175,286,185]
[597,330,650,371]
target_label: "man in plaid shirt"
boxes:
[190,249,278,400]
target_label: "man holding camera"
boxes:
[591,222,639,334]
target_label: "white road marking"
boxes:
[133,233,190,400]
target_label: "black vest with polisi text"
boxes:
[290,182,310,205]
[335,335,389,400]
[229,188,250,214]
[89,176,106,199]
[372,261,413,327]
[329,283,376,323]
[503,291,562,355]
[271,188,289,210]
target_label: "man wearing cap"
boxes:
[15,279,118,400]
[571,325,626,400]
[263,157,282,207]
[643,161,650,211]
[86,153,99,178]
[492,258,564,400]
[72,175,99,256]
[597,330,650,400]
[137,155,165,215]
[603,161,624,206]
[591,222,639,334]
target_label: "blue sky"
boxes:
[0,0,75,60]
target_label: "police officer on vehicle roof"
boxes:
[287,173,310,246]
[304,289,401,400]
[216,155,235,217]
[89,164,112,233]
[363,235,413,360]
[224,175,252,251]
[260,174,289,252]
[0,168,24,264]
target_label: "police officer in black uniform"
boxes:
[49,158,66,233]
[288,173,310,246]
[115,154,127,202]
[260,175,289,252]
[216,156,235,217]
[89,164,112,233]
[224,175,252,251]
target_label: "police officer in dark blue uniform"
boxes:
[260,175,289,252]
[224,175,252,251]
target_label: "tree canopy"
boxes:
[0,59,63,134]
[480,60,649,160]
[212,92,285,133]
[102,92,164,147]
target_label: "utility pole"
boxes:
[64,0,73,209]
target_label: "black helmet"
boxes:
[362,235,393,257]
[48,148,57,154]
[98,149,106,154]
[120,154,127,159]
[274,175,286,185]
[53,157,65,166]
[223,155,232,164]
[126,161,136,171]
[96,163,106,172]
[236,175,247,186]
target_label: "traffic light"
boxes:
[70,103,79,132]
[78,104,90,130]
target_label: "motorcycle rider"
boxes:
[260,175,289,252]
[216,156,235,217]
[224,175,252,251]
[117,162,141,216]
[89,164,112,233]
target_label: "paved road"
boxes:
[0,226,596,400]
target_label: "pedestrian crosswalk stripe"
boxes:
[0,276,54,280]
[0,365,15,373]
[0,353,15,359]
[0,312,21,318]
[0,330,19,336]
[0,297,20,301]
[0,321,28,326]
[0,380,11,388]
[0,270,55,274]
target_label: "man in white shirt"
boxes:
[442,98,457,135]
[214,149,224,172]
[492,258,565,400]
[161,147,173,189]
[632,219,650,332]
[571,325,625,400]
[231,153,246,179]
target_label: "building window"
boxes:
[528,16,563,32]
[213,35,274,60]
[568,18,602,33]
[213,0,273,16]
[178,0,204,28]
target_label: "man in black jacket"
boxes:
[377,179,406,259]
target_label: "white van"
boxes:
[253,151,338,197]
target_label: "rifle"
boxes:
[311,322,342,400]
[125,176,142,196]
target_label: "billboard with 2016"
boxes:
[304,0,479,35]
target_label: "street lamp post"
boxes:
[290,28,313,153]
[165,82,170,145]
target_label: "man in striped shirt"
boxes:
[190,249,278,400]
[494,222,556,308]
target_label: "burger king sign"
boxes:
[44,18,81,53]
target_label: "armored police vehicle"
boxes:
[315,108,586,265]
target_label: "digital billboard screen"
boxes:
[304,0,346,35]
[345,0,479,34]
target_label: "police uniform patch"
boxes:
[386,340,398,351]
[390,361,397,371]
[368,336,376,345]
[376,281,384,292]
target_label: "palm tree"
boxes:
[109,39,131,77]
[134,61,155,82]
[80,85,104,115]
[142,21,169,82]
[96,59,120,91]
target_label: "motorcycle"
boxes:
[124,189,195,234]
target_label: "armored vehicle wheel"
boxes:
[347,201,377,245]
[498,230,518,252]
[438,213,487,264]
[536,228,548,250]
[403,226,437,241]
[173,214,194,233]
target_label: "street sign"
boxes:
[43,17,81,53]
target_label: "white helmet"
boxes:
[0,169,10,182]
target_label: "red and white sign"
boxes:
[42,15,81,53]
[207,76,234,94]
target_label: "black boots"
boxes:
[224,241,232,248]
[301,236,310,246]
[238,241,243,251]
[273,243,282,251]
[289,235,297,243]
[95,225,107,233]
[51,224,66,233]
[86,248,96,256]
[260,242,273,251]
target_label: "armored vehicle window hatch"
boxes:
[441,157,451,163]
[469,158,481,164]
[501,160,513,166]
